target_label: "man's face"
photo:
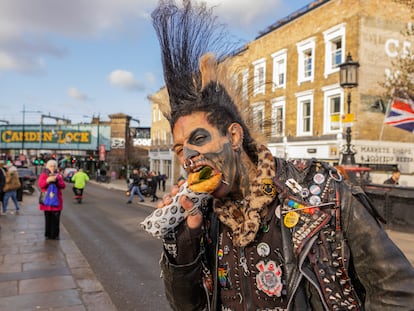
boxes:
[172,111,237,197]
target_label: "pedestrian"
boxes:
[384,169,400,185]
[126,168,145,203]
[160,173,167,192]
[71,168,90,197]
[157,171,162,190]
[38,159,66,240]
[2,164,21,215]
[150,1,414,310]
[0,164,6,214]
[149,171,159,202]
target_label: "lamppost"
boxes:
[339,52,360,165]
[21,105,42,156]
[83,114,100,155]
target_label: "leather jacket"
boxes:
[160,159,414,310]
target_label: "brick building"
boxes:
[149,0,414,183]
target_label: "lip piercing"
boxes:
[183,159,194,169]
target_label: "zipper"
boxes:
[239,247,251,311]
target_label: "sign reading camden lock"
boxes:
[0,124,111,151]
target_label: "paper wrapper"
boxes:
[140,182,212,238]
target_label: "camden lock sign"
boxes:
[0,124,111,151]
[355,141,414,173]
[2,129,91,144]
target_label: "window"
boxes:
[296,91,313,136]
[323,23,346,78]
[242,69,249,100]
[304,50,313,78]
[271,97,285,137]
[271,49,287,90]
[252,102,265,133]
[253,58,266,96]
[322,85,344,134]
[297,38,316,84]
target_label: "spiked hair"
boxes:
[152,0,259,163]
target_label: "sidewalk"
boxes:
[0,194,117,311]
[0,180,165,311]
[0,180,413,311]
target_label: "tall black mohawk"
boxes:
[152,0,244,125]
[152,0,259,163]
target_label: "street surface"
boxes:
[58,180,414,310]
[61,182,171,311]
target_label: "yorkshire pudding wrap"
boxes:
[187,166,222,193]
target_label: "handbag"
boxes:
[42,183,60,207]
[39,191,46,204]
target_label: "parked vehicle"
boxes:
[17,167,36,195]
[63,168,77,182]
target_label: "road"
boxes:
[61,182,171,311]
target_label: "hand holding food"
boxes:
[140,167,222,238]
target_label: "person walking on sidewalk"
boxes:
[71,168,90,197]
[0,164,6,215]
[149,171,159,202]
[126,169,145,204]
[38,159,66,240]
[2,164,21,215]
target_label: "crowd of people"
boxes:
[126,169,168,204]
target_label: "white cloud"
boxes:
[108,70,145,91]
[0,0,286,74]
[0,0,157,73]
[68,87,90,101]
[204,0,283,27]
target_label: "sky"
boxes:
[0,0,311,127]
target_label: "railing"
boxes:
[364,184,414,233]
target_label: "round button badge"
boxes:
[284,211,299,228]
[313,173,325,185]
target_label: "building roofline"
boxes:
[255,0,331,40]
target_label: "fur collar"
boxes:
[213,145,277,247]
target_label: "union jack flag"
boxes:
[384,97,414,133]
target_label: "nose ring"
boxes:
[183,159,194,169]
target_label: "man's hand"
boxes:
[156,180,203,229]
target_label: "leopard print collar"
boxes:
[213,145,277,247]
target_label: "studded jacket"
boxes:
[160,159,414,311]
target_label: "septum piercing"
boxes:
[183,159,194,169]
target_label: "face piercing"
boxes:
[183,158,194,169]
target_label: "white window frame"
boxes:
[271,97,286,138]
[295,91,314,136]
[322,85,344,134]
[296,37,316,85]
[242,69,249,100]
[271,49,287,90]
[253,58,266,96]
[252,102,265,133]
[323,23,346,78]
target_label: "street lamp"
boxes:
[21,105,42,156]
[339,52,360,165]
[83,114,100,154]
